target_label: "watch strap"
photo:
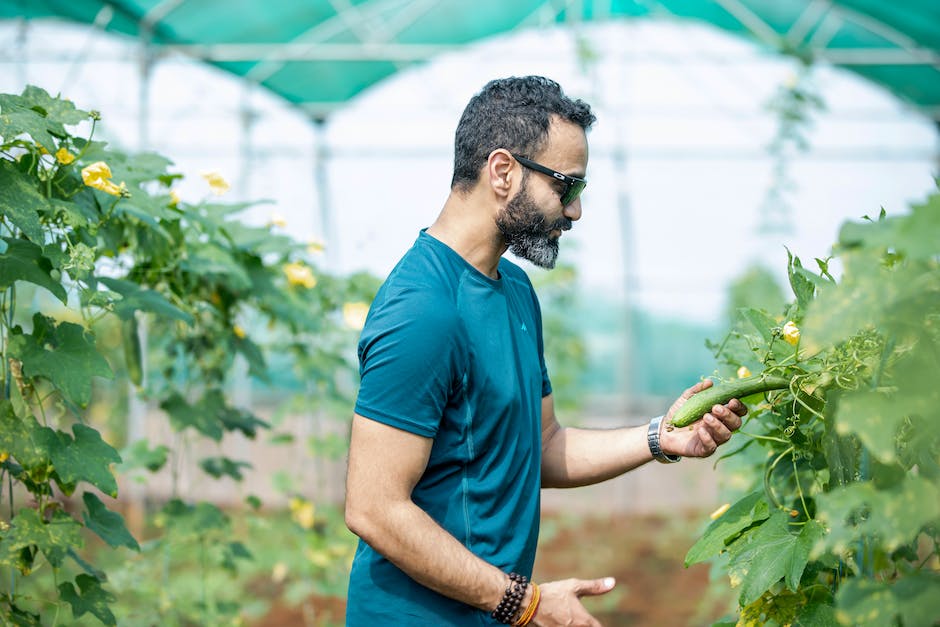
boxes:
[648,415,681,464]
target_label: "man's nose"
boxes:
[563,196,582,222]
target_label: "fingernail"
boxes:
[603,577,615,588]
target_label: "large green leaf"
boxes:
[0,163,46,242]
[82,492,139,551]
[727,512,824,605]
[0,508,83,568]
[786,249,815,315]
[37,424,122,497]
[0,99,57,151]
[161,499,230,539]
[58,574,117,626]
[199,456,252,481]
[835,575,940,627]
[0,400,49,470]
[18,85,89,127]
[160,390,268,441]
[685,491,769,566]
[814,476,940,555]
[181,243,252,291]
[96,276,193,323]
[0,238,67,303]
[8,314,113,408]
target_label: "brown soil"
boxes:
[254,511,734,626]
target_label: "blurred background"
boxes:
[1,1,938,624]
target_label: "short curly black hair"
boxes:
[450,76,596,192]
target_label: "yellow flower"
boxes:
[736,366,751,379]
[81,161,125,196]
[36,144,49,155]
[284,262,317,289]
[233,325,246,339]
[342,302,370,330]
[289,497,316,530]
[169,189,180,206]
[782,321,801,346]
[0,452,9,464]
[268,213,287,229]
[709,503,731,520]
[55,147,76,164]
[200,170,230,196]
[271,562,288,584]
[307,238,326,255]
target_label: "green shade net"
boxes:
[4,0,939,117]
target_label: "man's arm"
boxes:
[345,413,617,625]
[345,413,507,610]
[541,380,745,489]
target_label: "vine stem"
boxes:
[791,453,810,520]
[763,445,795,510]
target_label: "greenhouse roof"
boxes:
[5,0,940,120]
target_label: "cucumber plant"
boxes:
[688,195,940,626]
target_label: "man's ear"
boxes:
[486,149,516,201]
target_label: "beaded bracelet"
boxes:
[491,572,528,624]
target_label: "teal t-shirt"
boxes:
[347,230,551,626]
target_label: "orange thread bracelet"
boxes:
[513,582,540,626]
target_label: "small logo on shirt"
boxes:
[520,322,528,332]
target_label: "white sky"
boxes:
[2,18,937,325]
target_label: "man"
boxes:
[344,76,745,626]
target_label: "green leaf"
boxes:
[199,456,252,481]
[19,85,89,127]
[0,98,57,150]
[727,512,822,605]
[81,492,140,551]
[97,277,193,323]
[834,388,925,464]
[0,508,83,568]
[160,392,223,441]
[0,400,50,470]
[4,602,41,626]
[739,307,778,343]
[181,243,252,291]
[58,574,117,626]
[814,476,940,555]
[161,499,230,538]
[37,424,122,497]
[0,162,46,242]
[0,238,67,303]
[822,429,858,489]
[8,314,114,408]
[786,248,815,314]
[118,439,169,473]
[835,575,940,627]
[685,491,769,566]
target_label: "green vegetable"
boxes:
[669,375,790,428]
[122,317,143,386]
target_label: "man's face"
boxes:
[496,118,587,269]
[495,177,571,269]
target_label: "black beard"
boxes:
[495,187,571,269]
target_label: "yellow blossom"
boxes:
[307,238,326,255]
[36,144,49,155]
[736,366,751,379]
[782,320,801,346]
[169,189,180,206]
[343,302,370,330]
[0,452,8,464]
[284,261,317,289]
[55,147,76,165]
[271,562,288,583]
[200,170,230,196]
[268,213,287,229]
[709,503,731,520]
[233,325,246,339]
[289,497,316,530]
[81,161,125,196]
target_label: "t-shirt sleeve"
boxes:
[532,288,553,399]
[354,289,463,438]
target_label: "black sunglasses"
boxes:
[511,153,587,207]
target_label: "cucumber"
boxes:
[122,317,143,386]
[669,375,790,428]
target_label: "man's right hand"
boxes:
[531,577,616,627]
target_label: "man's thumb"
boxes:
[576,577,616,597]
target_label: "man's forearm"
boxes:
[540,423,653,488]
[347,497,508,611]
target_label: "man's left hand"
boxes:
[660,380,746,458]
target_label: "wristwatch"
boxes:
[647,415,681,464]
